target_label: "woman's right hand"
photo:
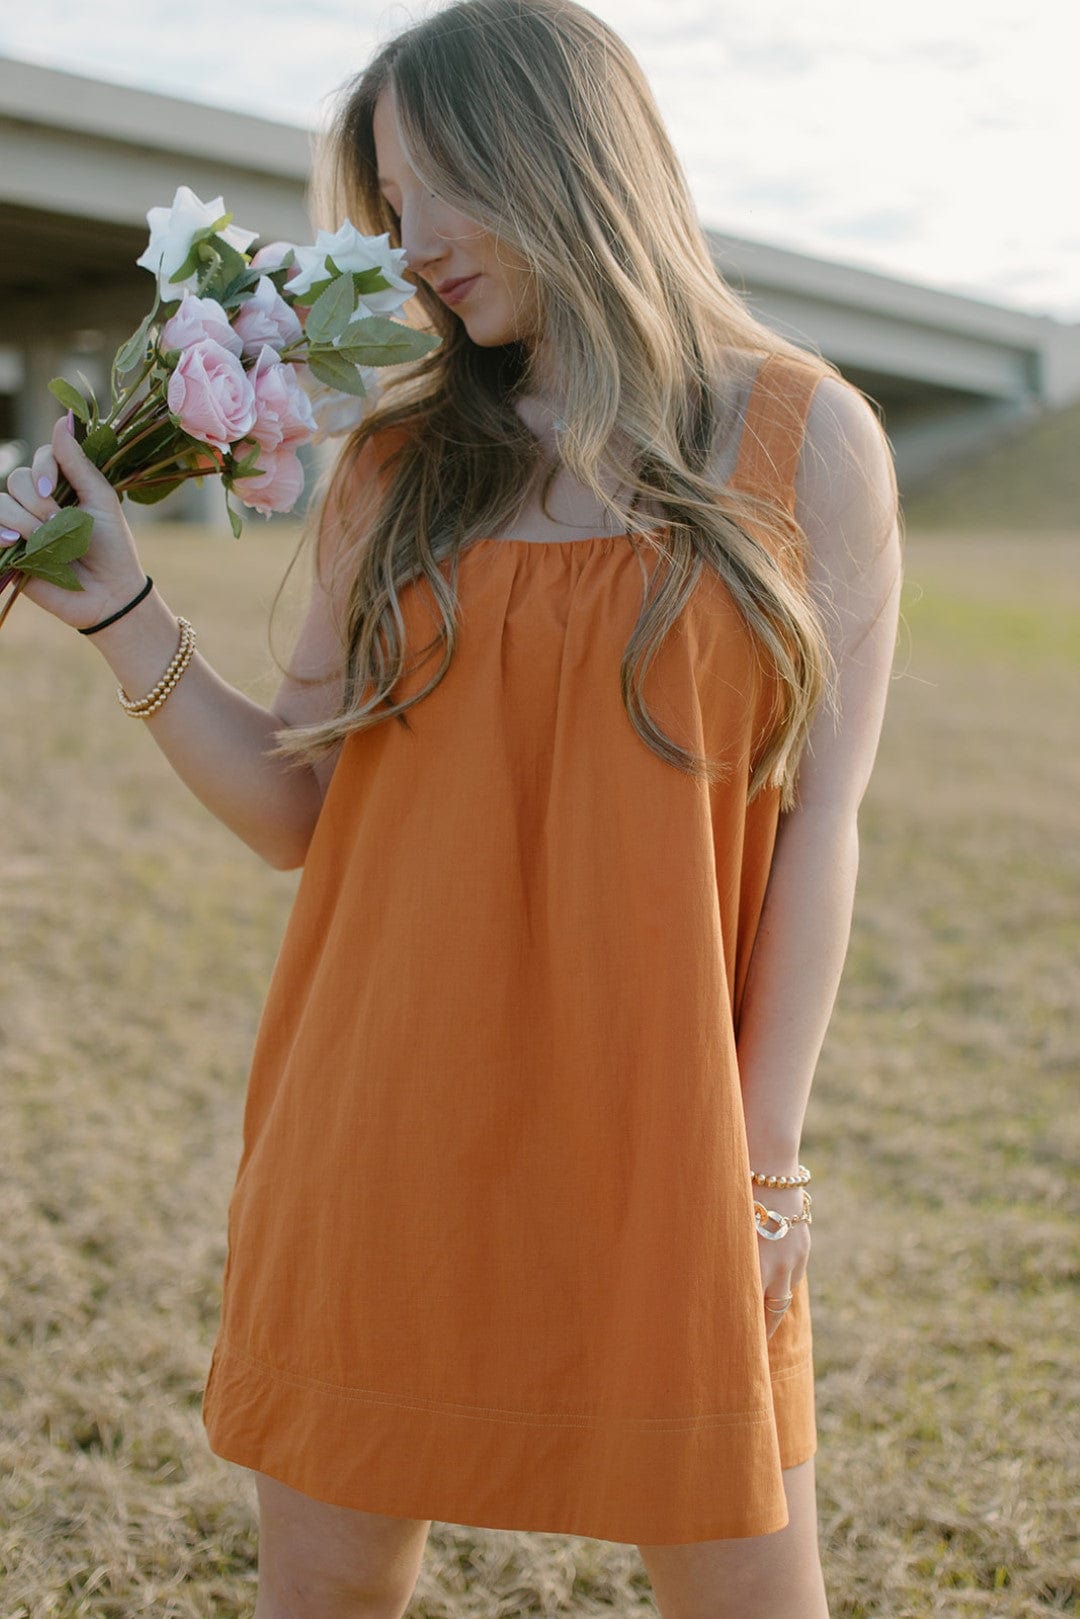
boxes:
[0,412,148,632]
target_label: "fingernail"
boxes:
[37,476,54,498]
[0,527,20,543]
[65,409,75,434]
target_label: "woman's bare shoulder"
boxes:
[793,373,899,570]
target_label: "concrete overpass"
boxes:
[3,53,1078,511]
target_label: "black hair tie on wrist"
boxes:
[79,575,154,636]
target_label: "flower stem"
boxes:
[100,415,183,477]
[114,467,210,495]
[0,572,29,632]
[109,357,158,431]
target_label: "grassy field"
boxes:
[899,398,1080,535]
[1,517,1077,1618]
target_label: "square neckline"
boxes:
[469,525,669,549]
[445,352,809,553]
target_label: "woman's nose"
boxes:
[399,199,446,277]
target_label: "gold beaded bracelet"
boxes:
[753,1189,812,1241]
[750,1162,811,1189]
[117,616,197,719]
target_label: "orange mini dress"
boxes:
[202,351,823,1545]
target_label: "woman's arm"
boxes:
[736,376,903,1175]
[7,419,362,871]
[84,545,348,871]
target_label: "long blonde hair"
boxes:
[269,0,897,809]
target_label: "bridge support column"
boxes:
[16,336,71,455]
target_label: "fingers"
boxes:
[3,417,123,541]
[764,1295,792,1340]
[761,1240,809,1339]
[2,462,60,532]
[51,411,118,507]
[31,433,60,503]
[1,413,70,538]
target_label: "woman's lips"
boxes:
[438,274,480,306]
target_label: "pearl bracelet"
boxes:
[749,1162,811,1189]
[117,616,197,718]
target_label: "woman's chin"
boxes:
[458,308,535,349]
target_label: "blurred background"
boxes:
[1,4,1076,1618]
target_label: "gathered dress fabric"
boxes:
[202,351,824,1544]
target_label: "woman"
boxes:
[1,0,902,1613]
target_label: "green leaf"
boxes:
[166,213,236,289]
[352,268,392,295]
[224,491,244,538]
[48,378,91,422]
[194,247,223,296]
[21,508,95,560]
[75,370,101,428]
[331,316,441,367]
[219,266,265,307]
[306,349,370,398]
[81,424,121,469]
[171,238,216,288]
[229,442,263,479]
[16,555,84,590]
[125,477,186,506]
[296,254,333,300]
[167,246,201,287]
[113,306,158,377]
[197,235,252,302]
[304,273,357,346]
[15,508,94,590]
[108,425,188,487]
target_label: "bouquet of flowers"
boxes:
[0,185,439,629]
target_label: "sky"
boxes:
[2,0,1075,323]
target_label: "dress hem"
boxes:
[202,1338,817,1545]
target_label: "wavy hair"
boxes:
[268,0,898,808]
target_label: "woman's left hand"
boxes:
[753,1182,811,1339]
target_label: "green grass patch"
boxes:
[901,580,1079,664]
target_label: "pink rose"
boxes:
[248,346,318,451]
[160,292,243,358]
[232,446,305,516]
[250,240,300,278]
[232,279,304,360]
[166,339,257,453]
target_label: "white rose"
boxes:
[286,223,415,315]
[297,364,382,442]
[137,185,258,302]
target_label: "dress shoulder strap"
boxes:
[728,351,823,515]
[360,421,414,484]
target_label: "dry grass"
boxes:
[1,518,1077,1618]
[901,398,1080,533]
